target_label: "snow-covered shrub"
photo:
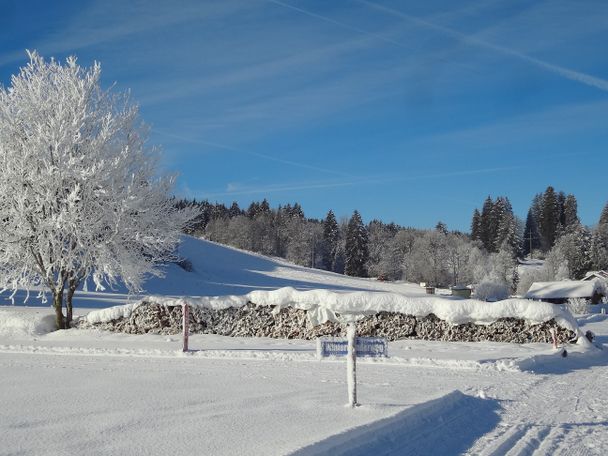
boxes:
[474,280,510,301]
[566,298,589,315]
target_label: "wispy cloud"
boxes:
[197,165,522,199]
[356,0,608,92]
[403,99,608,154]
[0,1,248,67]
[153,128,355,178]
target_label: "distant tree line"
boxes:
[175,199,515,293]
[175,187,608,296]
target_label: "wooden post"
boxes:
[182,302,189,352]
[549,327,558,349]
[346,322,357,408]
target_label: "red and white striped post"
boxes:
[182,301,189,352]
[549,327,558,350]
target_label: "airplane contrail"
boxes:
[152,129,355,178]
[356,0,608,92]
[201,165,522,198]
[269,0,608,93]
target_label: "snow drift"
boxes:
[0,307,56,336]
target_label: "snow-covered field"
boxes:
[1,307,607,455]
[1,238,607,455]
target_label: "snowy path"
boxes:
[467,353,608,456]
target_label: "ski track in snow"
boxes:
[466,355,608,455]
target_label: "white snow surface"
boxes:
[2,237,607,454]
[1,307,607,455]
[86,287,580,333]
[0,307,56,336]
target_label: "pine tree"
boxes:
[435,221,448,235]
[344,210,369,277]
[259,198,271,215]
[539,186,559,251]
[562,194,580,232]
[246,201,260,219]
[290,203,304,219]
[479,196,495,252]
[557,191,567,229]
[496,211,518,257]
[471,209,482,242]
[492,197,512,252]
[599,202,608,226]
[228,201,242,218]
[322,210,339,271]
[522,209,541,257]
[591,202,608,270]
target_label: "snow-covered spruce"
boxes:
[81,289,578,343]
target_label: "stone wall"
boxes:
[79,301,576,344]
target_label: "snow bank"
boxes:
[84,302,142,324]
[0,307,56,336]
[85,287,579,332]
[291,390,500,456]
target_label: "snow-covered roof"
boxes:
[525,280,606,300]
[582,270,608,281]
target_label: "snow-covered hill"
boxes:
[2,235,428,308]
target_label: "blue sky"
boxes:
[1,0,607,231]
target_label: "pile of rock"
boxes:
[79,301,576,344]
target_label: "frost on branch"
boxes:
[0,51,196,328]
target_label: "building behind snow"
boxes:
[525,279,606,304]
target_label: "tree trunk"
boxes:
[53,289,65,330]
[66,279,78,328]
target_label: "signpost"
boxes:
[346,323,357,408]
[317,326,388,408]
[316,335,388,358]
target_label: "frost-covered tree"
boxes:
[392,229,418,281]
[591,225,608,271]
[553,226,592,279]
[366,220,399,279]
[344,210,368,277]
[407,230,449,286]
[0,52,194,329]
[443,233,471,285]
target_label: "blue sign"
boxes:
[317,337,388,358]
